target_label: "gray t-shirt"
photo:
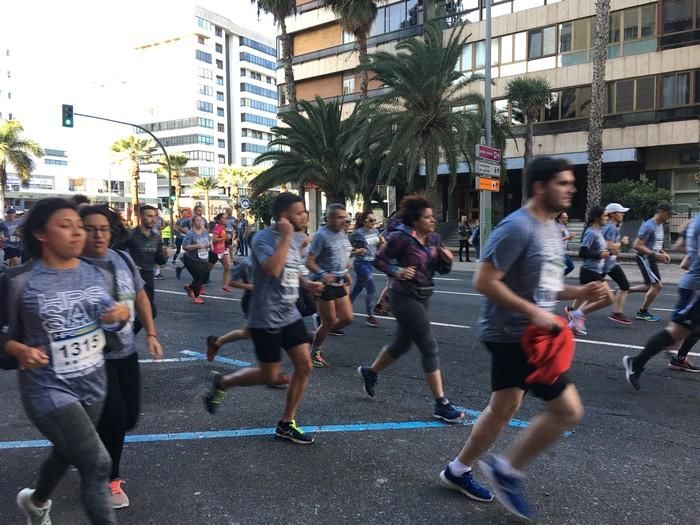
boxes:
[175,218,189,240]
[230,257,253,284]
[87,250,145,360]
[636,218,664,254]
[350,228,381,262]
[18,260,111,416]
[602,223,621,273]
[248,228,303,329]
[478,208,565,343]
[680,215,700,291]
[1,218,23,248]
[182,230,211,261]
[309,226,351,278]
[580,226,607,274]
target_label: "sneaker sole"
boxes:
[203,372,223,414]
[433,412,465,424]
[668,363,700,373]
[478,460,534,522]
[274,431,314,445]
[608,316,633,326]
[356,366,375,398]
[112,499,130,509]
[439,471,494,502]
[365,321,379,327]
[622,356,640,391]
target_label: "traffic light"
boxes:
[169,186,177,204]
[62,104,74,128]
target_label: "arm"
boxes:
[259,219,293,278]
[182,232,204,252]
[155,237,169,265]
[373,234,402,277]
[633,236,655,257]
[228,279,253,291]
[135,289,163,359]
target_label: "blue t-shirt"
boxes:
[309,226,351,278]
[182,230,211,261]
[350,227,381,262]
[478,208,564,343]
[636,218,664,254]
[248,228,303,329]
[680,215,700,291]
[18,261,112,416]
[580,226,607,274]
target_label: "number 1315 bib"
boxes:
[50,323,106,376]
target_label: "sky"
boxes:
[1,0,274,175]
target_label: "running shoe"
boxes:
[184,284,194,298]
[372,304,386,316]
[206,335,220,362]
[203,371,226,414]
[568,314,588,336]
[175,266,183,279]
[153,273,164,280]
[357,366,377,398]
[192,297,204,304]
[608,312,633,325]
[275,419,314,445]
[200,286,206,295]
[268,373,291,389]
[366,316,380,327]
[311,350,330,368]
[478,455,535,521]
[222,286,232,293]
[433,401,465,423]
[108,479,129,509]
[329,329,345,336]
[16,488,52,525]
[622,355,642,391]
[668,356,700,373]
[635,310,660,322]
[439,464,494,502]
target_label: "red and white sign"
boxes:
[475,144,502,162]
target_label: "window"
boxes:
[240,37,277,57]
[241,98,277,113]
[215,26,223,37]
[616,79,635,112]
[475,41,485,68]
[636,77,655,110]
[241,143,269,154]
[216,91,225,101]
[640,4,656,37]
[370,8,386,36]
[215,43,223,53]
[240,52,276,70]
[183,150,215,162]
[217,107,225,117]
[218,155,226,164]
[217,123,225,133]
[500,34,513,63]
[138,182,146,195]
[461,43,473,70]
[197,17,213,32]
[609,12,621,43]
[624,9,639,41]
[44,159,68,166]
[240,83,277,99]
[218,139,226,148]
[559,22,572,52]
[216,75,224,86]
[197,67,213,80]
[696,71,700,104]
[661,72,690,107]
[216,59,223,70]
[241,113,277,127]
[560,88,578,119]
[68,178,85,192]
[513,32,527,61]
[343,74,355,95]
[528,26,556,59]
[198,84,213,96]
[663,0,693,33]
[544,91,560,121]
[387,2,407,32]
[197,100,213,113]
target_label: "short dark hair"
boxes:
[326,203,346,217]
[214,212,224,222]
[586,206,606,226]
[399,194,431,226]
[139,205,157,214]
[71,194,90,206]
[272,192,304,220]
[524,157,574,199]
[22,198,78,259]
[355,210,373,230]
[656,203,672,214]
[80,205,130,249]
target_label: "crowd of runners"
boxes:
[1,156,698,524]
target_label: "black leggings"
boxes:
[97,353,141,480]
[173,238,183,262]
[183,256,210,296]
[386,290,440,373]
[458,239,470,261]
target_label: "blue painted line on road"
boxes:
[180,349,252,368]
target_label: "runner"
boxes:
[126,205,169,333]
[152,208,167,280]
[1,207,24,267]
[349,210,384,327]
[439,157,606,521]
[373,211,401,316]
[80,205,164,509]
[555,211,575,276]
[565,207,614,336]
[632,203,673,321]
[358,195,464,423]
[306,203,357,367]
[623,211,700,389]
[181,215,211,304]
[209,213,233,293]
[602,203,634,325]
[202,193,323,445]
[0,198,129,525]
[173,211,190,278]
[224,207,237,260]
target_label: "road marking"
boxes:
[139,357,201,364]
[353,312,471,329]
[158,289,240,302]
[434,290,481,297]
[180,349,252,367]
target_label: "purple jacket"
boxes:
[374,224,451,297]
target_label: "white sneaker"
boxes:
[108,479,130,509]
[17,488,52,525]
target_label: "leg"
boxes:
[134,274,155,334]
[458,240,465,261]
[613,290,629,314]
[219,360,282,389]
[632,322,688,371]
[216,326,251,347]
[364,275,377,316]
[221,255,231,288]
[641,282,663,311]
[281,344,313,422]
[349,268,368,305]
[331,295,353,332]
[580,284,614,315]
[97,360,128,481]
[312,298,337,349]
[676,331,700,360]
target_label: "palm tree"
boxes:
[251,96,365,204]
[192,175,221,219]
[586,0,611,219]
[0,120,43,216]
[364,22,485,218]
[112,136,153,221]
[155,152,190,215]
[218,165,260,207]
[252,0,297,107]
[504,76,552,203]
[325,0,378,99]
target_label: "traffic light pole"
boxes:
[72,111,173,230]
[479,0,493,256]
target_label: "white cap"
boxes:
[605,203,629,214]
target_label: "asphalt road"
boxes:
[1,262,698,525]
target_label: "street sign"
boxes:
[475,160,501,178]
[477,177,500,192]
[240,197,251,209]
[475,144,502,162]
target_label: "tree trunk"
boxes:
[586,0,610,220]
[205,192,211,222]
[280,19,297,107]
[0,164,6,219]
[173,172,181,216]
[358,33,369,100]
[521,117,534,205]
[130,163,140,225]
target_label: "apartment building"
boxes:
[0,45,15,122]
[282,0,699,222]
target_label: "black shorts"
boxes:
[320,284,347,301]
[249,318,310,363]
[484,341,570,402]
[579,267,605,285]
[241,292,251,316]
[636,255,661,285]
[3,247,20,260]
[606,264,630,291]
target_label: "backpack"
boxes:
[0,258,119,370]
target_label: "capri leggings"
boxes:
[386,290,440,373]
[350,259,377,315]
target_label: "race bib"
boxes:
[197,249,208,260]
[9,235,20,243]
[281,266,299,302]
[536,258,565,311]
[50,324,106,376]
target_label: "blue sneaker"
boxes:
[635,310,660,322]
[433,400,464,423]
[440,464,494,502]
[478,455,535,522]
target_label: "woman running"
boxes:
[80,205,164,509]
[357,195,464,423]
[182,215,211,304]
[0,198,129,525]
[349,210,384,327]
[556,211,575,276]
[209,213,233,293]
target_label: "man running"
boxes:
[203,193,323,444]
[1,207,23,267]
[633,203,672,321]
[306,203,356,367]
[439,157,605,521]
[602,203,633,325]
